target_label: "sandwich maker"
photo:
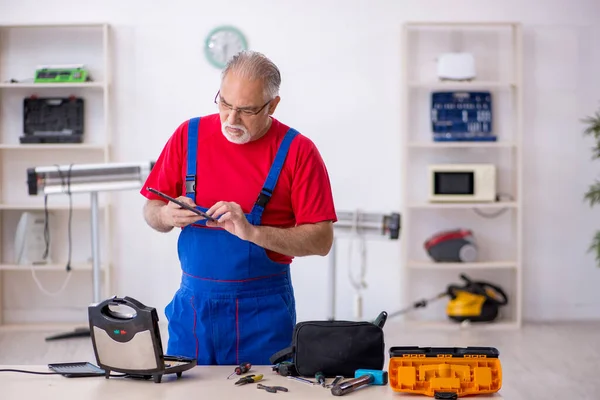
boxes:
[88,296,196,383]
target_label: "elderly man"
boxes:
[140,51,337,365]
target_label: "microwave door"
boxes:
[433,171,475,201]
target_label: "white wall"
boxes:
[1,0,599,324]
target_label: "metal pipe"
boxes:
[91,191,101,302]
[328,238,337,320]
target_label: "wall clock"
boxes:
[204,26,248,69]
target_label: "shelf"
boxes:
[401,21,523,330]
[0,203,106,211]
[408,81,516,90]
[0,143,105,150]
[400,320,520,330]
[0,23,108,29]
[0,22,113,327]
[0,82,105,89]
[0,263,105,271]
[408,261,518,270]
[407,201,518,209]
[407,141,516,149]
[405,21,519,28]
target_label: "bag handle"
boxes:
[269,346,295,365]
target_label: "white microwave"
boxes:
[428,164,496,203]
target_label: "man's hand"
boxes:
[205,200,333,257]
[143,197,205,232]
[206,201,255,240]
[160,196,206,228]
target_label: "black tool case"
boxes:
[21,97,84,144]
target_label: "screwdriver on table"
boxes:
[227,362,252,379]
[315,371,326,387]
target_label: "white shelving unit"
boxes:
[0,23,112,327]
[400,22,523,329]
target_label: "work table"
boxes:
[0,365,504,399]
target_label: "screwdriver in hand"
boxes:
[227,362,252,379]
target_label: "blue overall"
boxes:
[164,117,298,366]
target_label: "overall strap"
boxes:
[251,128,299,218]
[185,117,200,202]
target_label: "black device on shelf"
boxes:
[21,96,84,144]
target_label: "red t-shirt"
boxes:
[140,113,337,264]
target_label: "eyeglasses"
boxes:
[214,91,271,116]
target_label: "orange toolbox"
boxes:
[388,346,502,399]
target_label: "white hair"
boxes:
[221,50,281,100]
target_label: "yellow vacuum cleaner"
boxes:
[388,274,508,323]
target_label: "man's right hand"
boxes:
[160,196,206,228]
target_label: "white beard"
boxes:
[222,122,251,144]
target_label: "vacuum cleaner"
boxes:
[388,273,508,323]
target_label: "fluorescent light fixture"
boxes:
[25,161,155,342]
[335,211,400,239]
[27,161,154,196]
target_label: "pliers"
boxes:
[234,374,264,385]
[257,383,289,393]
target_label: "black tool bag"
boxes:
[269,313,386,378]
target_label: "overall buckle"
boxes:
[185,175,195,194]
[255,188,272,208]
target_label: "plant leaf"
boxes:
[593,142,600,160]
[582,110,600,139]
[584,181,600,207]
[588,230,600,268]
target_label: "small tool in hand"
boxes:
[235,374,264,386]
[257,383,289,393]
[315,371,326,387]
[227,362,252,379]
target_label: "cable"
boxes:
[0,368,126,377]
[0,369,60,375]
[33,164,74,296]
[473,208,508,218]
[347,209,368,319]
[4,77,35,83]
[472,193,514,219]
[30,266,72,297]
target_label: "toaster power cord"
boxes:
[0,368,126,377]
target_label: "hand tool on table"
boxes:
[227,362,252,379]
[257,383,289,393]
[234,374,264,386]
[315,371,326,387]
[331,369,388,396]
[325,376,344,389]
[287,375,316,385]
[272,361,297,376]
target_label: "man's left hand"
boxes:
[206,201,255,241]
